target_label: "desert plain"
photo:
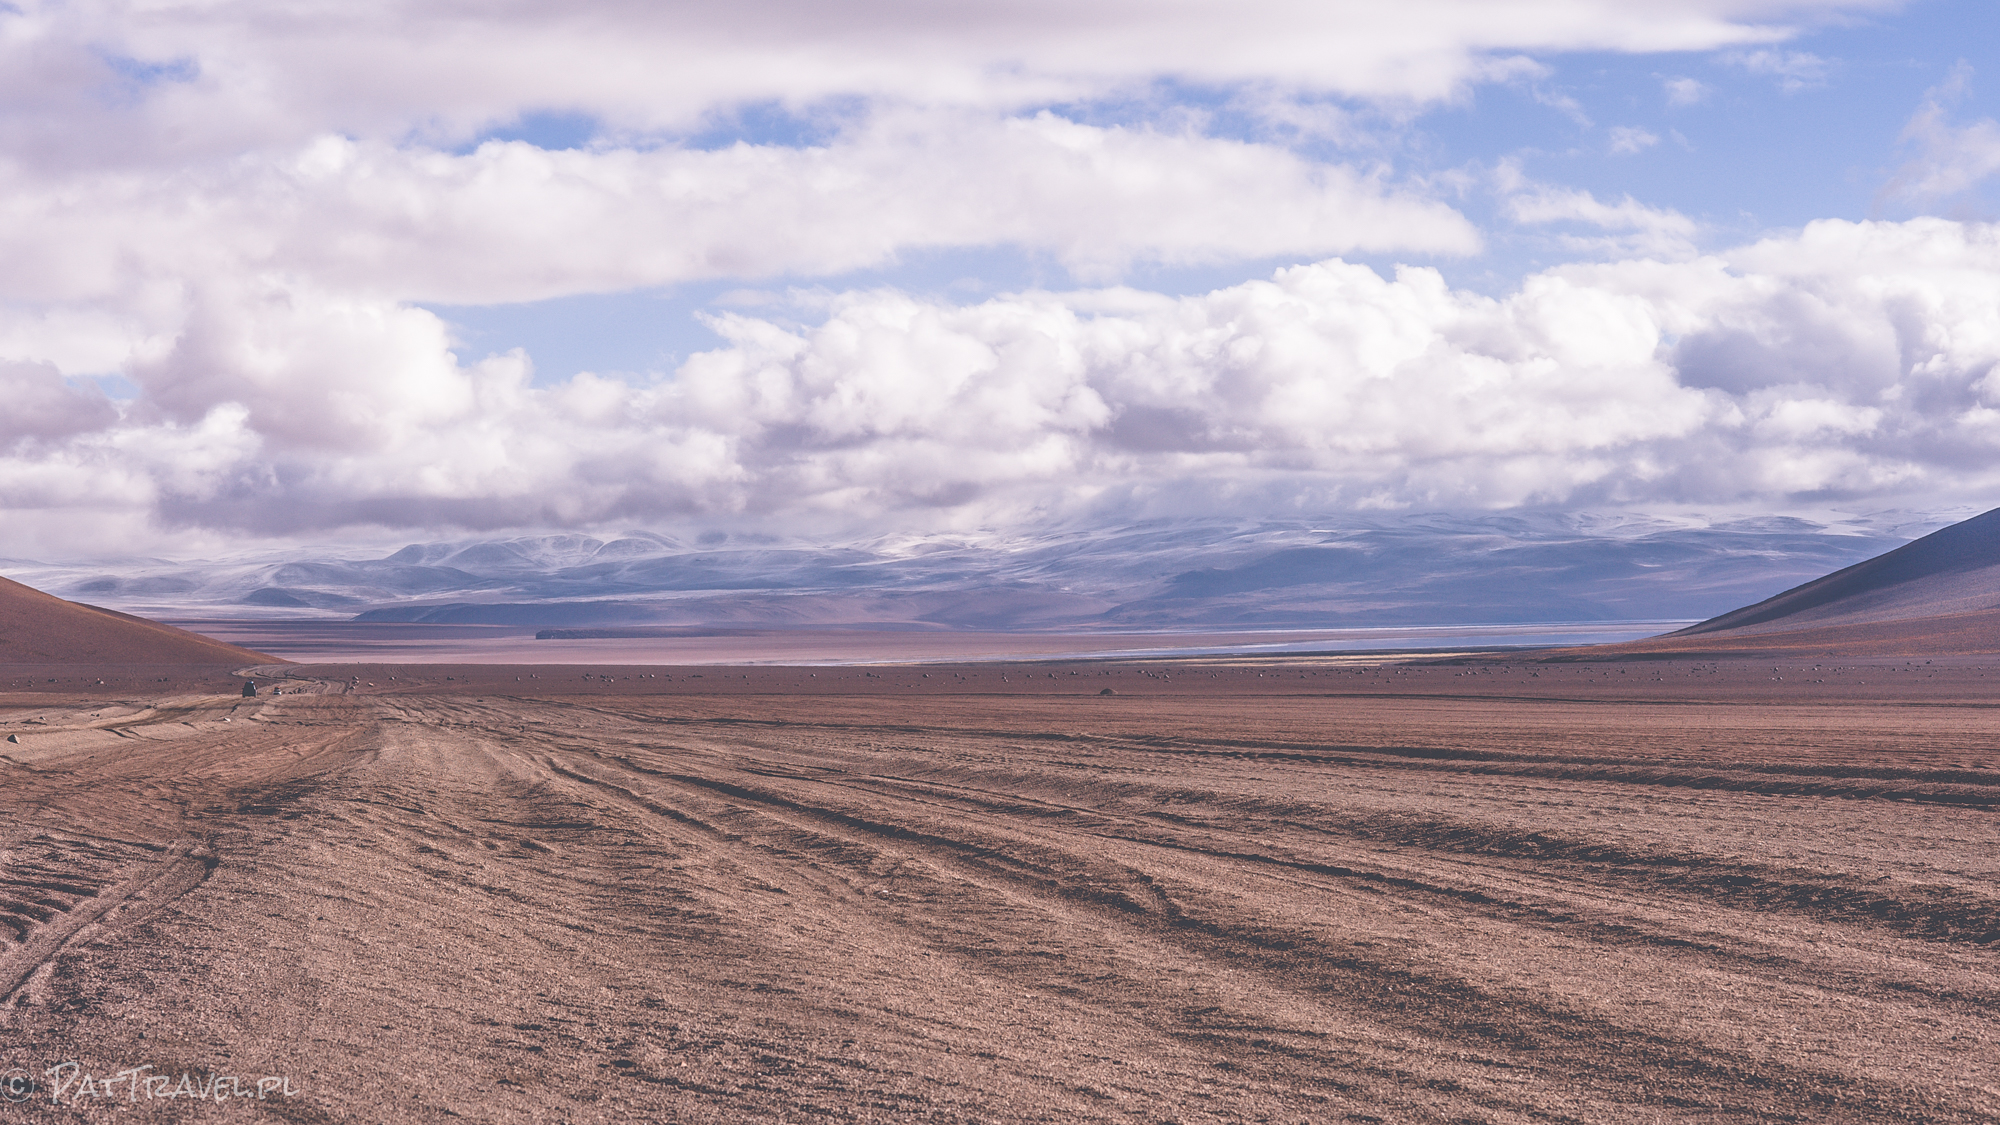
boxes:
[2,654,1998,1123]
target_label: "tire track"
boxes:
[0,835,216,1004]
[508,717,1984,1123]
[7,686,1998,1123]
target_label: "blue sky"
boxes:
[5,0,2000,557]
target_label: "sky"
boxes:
[4,0,2000,559]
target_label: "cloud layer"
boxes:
[6,218,2000,556]
[0,0,1970,560]
[2,0,1883,163]
[0,114,1480,309]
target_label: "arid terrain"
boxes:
[2,656,1998,1122]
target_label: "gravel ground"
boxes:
[2,656,1998,1123]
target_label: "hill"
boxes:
[0,574,280,664]
[1567,506,2000,658]
[1672,505,2000,637]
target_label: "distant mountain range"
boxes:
[0,511,1941,633]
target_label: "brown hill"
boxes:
[1672,506,2000,637]
[1564,507,2000,658]
[0,574,281,664]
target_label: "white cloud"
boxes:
[1608,126,1660,154]
[0,361,118,447]
[0,0,1951,556]
[1503,180,1699,258]
[1722,48,1831,92]
[1506,186,1694,234]
[0,0,1881,168]
[1662,76,1709,105]
[1529,84,1595,127]
[8,217,2000,551]
[1884,63,2000,205]
[0,113,1479,309]
[1748,393,1882,440]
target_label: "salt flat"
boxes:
[163,618,1687,665]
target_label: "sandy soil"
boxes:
[3,656,1999,1122]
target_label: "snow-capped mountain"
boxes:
[0,510,1935,632]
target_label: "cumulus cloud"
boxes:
[0,2,1871,315]
[0,362,118,447]
[0,112,1479,308]
[0,0,1949,556]
[7,218,2000,552]
[0,1,1887,334]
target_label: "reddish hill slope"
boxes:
[1672,507,2000,637]
[0,575,280,664]
[1573,507,2000,657]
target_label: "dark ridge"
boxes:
[1677,506,2000,635]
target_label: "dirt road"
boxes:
[3,662,1998,1121]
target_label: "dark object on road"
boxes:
[1099,687,1115,695]
[242,681,257,697]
